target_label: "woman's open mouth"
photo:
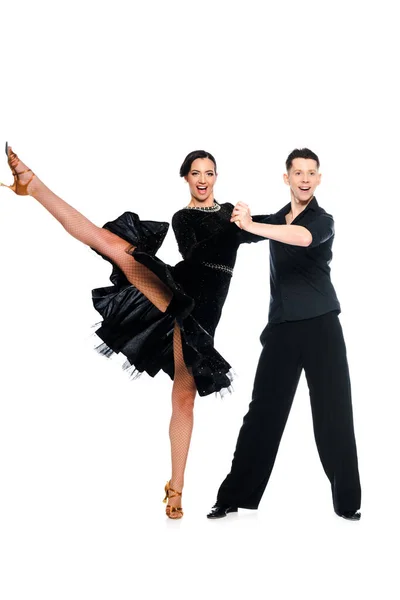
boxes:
[196,185,208,195]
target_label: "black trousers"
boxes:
[217,311,361,513]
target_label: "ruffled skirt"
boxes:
[91,212,234,397]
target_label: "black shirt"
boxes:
[253,197,341,324]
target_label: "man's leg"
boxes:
[215,322,302,510]
[302,312,361,515]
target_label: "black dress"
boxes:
[91,202,265,397]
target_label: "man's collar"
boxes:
[307,196,318,211]
[278,196,318,217]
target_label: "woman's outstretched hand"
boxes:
[230,202,253,230]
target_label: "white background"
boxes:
[0,1,399,598]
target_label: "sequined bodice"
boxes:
[171,202,241,269]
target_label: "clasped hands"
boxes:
[230,202,253,230]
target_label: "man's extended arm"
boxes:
[231,202,334,248]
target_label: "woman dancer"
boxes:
[1,145,265,518]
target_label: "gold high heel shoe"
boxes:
[163,481,183,519]
[0,142,35,195]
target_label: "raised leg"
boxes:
[2,147,172,312]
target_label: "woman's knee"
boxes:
[96,229,133,264]
[172,387,196,413]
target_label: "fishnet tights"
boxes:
[169,323,197,506]
[29,177,197,510]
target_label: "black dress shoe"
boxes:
[337,510,361,521]
[207,504,238,519]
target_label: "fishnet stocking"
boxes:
[168,323,197,509]
[28,178,173,312]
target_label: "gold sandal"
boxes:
[0,142,35,196]
[163,480,183,519]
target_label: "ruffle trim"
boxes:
[92,332,144,380]
[92,329,236,398]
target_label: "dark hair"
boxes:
[285,148,320,172]
[179,150,217,177]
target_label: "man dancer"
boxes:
[207,148,361,521]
